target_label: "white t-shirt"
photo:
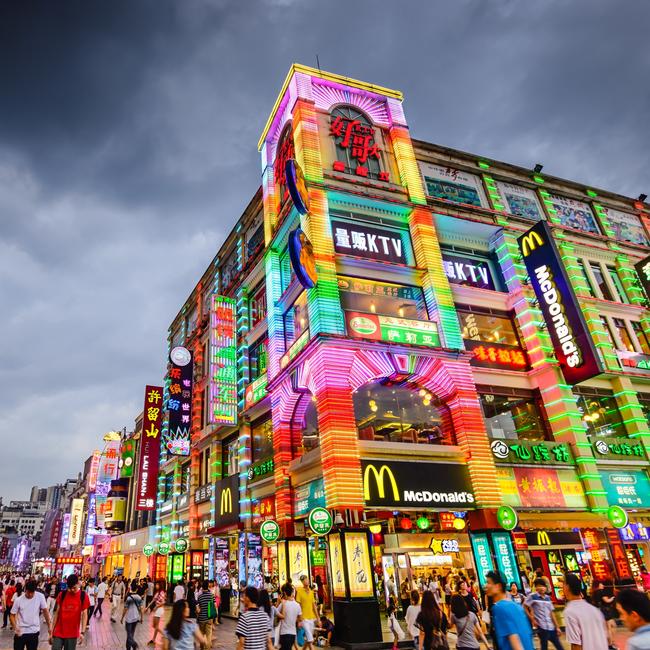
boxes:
[86,586,97,606]
[173,585,185,602]
[96,582,108,598]
[11,593,47,634]
[564,599,609,650]
[405,604,421,637]
[278,599,302,635]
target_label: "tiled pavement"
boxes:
[0,601,633,649]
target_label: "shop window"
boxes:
[633,322,650,355]
[613,318,636,353]
[180,462,191,494]
[284,292,309,348]
[457,308,520,347]
[573,388,626,439]
[252,418,274,462]
[479,389,549,441]
[607,266,629,303]
[249,338,268,382]
[223,436,239,478]
[338,277,428,320]
[330,106,383,179]
[590,263,614,301]
[249,284,267,328]
[352,379,453,445]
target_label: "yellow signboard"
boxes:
[277,542,287,587]
[287,540,309,583]
[329,534,346,598]
[345,532,373,598]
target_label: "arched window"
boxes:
[292,393,320,455]
[353,380,453,445]
[274,123,295,206]
[330,106,382,178]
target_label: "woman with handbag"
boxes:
[387,595,405,650]
[415,590,449,650]
[449,594,491,649]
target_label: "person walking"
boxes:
[405,589,422,650]
[508,583,525,606]
[111,576,125,622]
[10,579,52,650]
[449,593,490,649]
[562,572,609,650]
[3,579,17,628]
[145,577,155,608]
[593,581,617,643]
[277,582,302,650]
[235,586,274,650]
[197,580,217,650]
[95,577,108,618]
[50,574,89,650]
[173,580,185,603]
[524,578,563,650]
[120,580,143,650]
[148,582,168,646]
[415,589,448,650]
[163,599,207,650]
[486,571,534,650]
[400,577,412,614]
[85,578,97,620]
[295,575,319,650]
[616,587,650,650]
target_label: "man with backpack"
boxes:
[197,580,217,650]
[120,580,143,650]
[49,574,89,650]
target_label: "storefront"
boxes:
[103,535,124,576]
[619,522,650,581]
[121,528,153,581]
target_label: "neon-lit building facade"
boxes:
[153,65,650,599]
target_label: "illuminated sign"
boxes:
[119,440,136,478]
[620,522,649,542]
[214,475,240,528]
[601,470,650,508]
[194,483,213,505]
[105,478,128,532]
[84,494,98,545]
[251,497,275,527]
[294,478,326,518]
[442,253,496,290]
[497,466,587,509]
[429,538,460,554]
[344,532,374,598]
[136,385,163,511]
[288,228,317,289]
[489,438,572,465]
[308,507,333,536]
[86,451,101,492]
[166,346,193,455]
[361,459,474,509]
[330,111,386,179]
[68,499,84,547]
[210,295,237,425]
[346,311,440,347]
[518,221,601,384]
[285,158,309,215]
[96,439,121,528]
[524,530,582,547]
[260,520,280,543]
[491,532,521,590]
[617,350,650,375]
[332,219,407,265]
[244,373,268,408]
[605,528,633,580]
[60,513,71,550]
[470,533,495,588]
[608,505,628,528]
[465,340,527,370]
[247,457,274,483]
[592,436,646,460]
[496,505,518,531]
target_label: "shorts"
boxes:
[154,607,165,617]
[302,618,315,642]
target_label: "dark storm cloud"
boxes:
[1,0,649,499]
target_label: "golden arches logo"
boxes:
[220,487,232,515]
[520,231,544,257]
[537,530,551,546]
[363,464,399,501]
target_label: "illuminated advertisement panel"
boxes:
[95,439,120,528]
[210,296,238,425]
[135,385,163,511]
[68,499,84,547]
[166,347,193,455]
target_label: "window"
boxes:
[573,388,626,439]
[633,322,650,355]
[338,277,428,320]
[223,437,239,478]
[590,263,614,301]
[457,308,520,347]
[247,223,264,259]
[613,318,635,352]
[163,473,174,501]
[353,380,453,445]
[200,385,208,430]
[577,260,595,297]
[607,266,629,303]
[280,250,293,294]
[440,248,503,291]
[198,448,211,486]
[220,250,239,291]
[249,284,267,328]
[600,316,617,349]
[284,292,309,348]
[330,106,383,179]
[252,418,274,462]
[638,393,650,428]
[249,338,268,381]
[180,462,191,494]
[478,389,549,441]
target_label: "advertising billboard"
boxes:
[210,296,238,426]
[166,346,194,455]
[135,385,163,511]
[68,498,84,547]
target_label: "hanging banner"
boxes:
[470,533,495,588]
[136,385,164,511]
[84,494,99,545]
[59,513,71,550]
[491,532,521,590]
[68,499,84,547]
[210,296,238,425]
[96,439,121,528]
[86,451,101,492]
[166,346,193,455]
[518,220,602,384]
[119,439,136,478]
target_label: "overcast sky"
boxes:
[1,0,649,503]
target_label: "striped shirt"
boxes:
[235,607,270,650]
[197,590,215,623]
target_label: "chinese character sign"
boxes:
[86,450,101,492]
[166,347,194,455]
[328,534,346,598]
[95,439,120,528]
[331,220,407,265]
[330,111,385,178]
[345,532,374,598]
[136,385,164,511]
[210,296,238,426]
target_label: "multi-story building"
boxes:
[136,65,649,628]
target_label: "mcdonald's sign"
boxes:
[361,459,474,509]
[214,475,240,528]
[518,221,601,385]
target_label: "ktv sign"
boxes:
[518,221,601,385]
[361,459,475,509]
